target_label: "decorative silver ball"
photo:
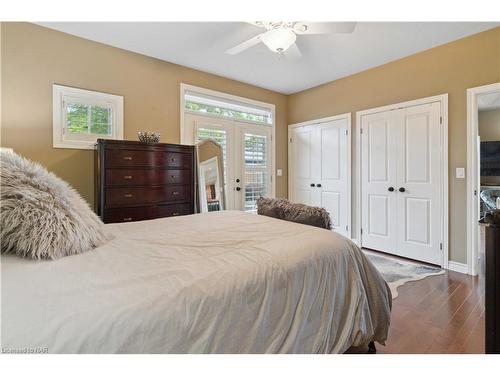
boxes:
[137,131,160,143]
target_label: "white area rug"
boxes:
[364,251,445,299]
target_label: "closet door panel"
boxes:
[396,102,442,265]
[361,113,398,252]
[290,126,316,206]
[317,120,349,237]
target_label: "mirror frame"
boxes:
[195,138,226,213]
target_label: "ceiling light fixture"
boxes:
[260,28,297,53]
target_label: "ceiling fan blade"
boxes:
[293,22,357,35]
[225,33,264,55]
[283,43,302,60]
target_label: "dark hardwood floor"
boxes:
[377,268,484,354]
[374,234,486,354]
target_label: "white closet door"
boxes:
[289,125,316,206]
[361,111,398,252]
[361,102,442,265]
[316,120,350,237]
[290,118,350,237]
[395,102,442,264]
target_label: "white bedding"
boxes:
[1,211,391,353]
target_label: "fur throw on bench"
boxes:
[256,197,332,230]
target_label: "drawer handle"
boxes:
[172,212,180,216]
[123,175,133,180]
[171,158,176,163]
[172,191,180,196]
[171,175,176,179]
[123,156,133,161]
[123,217,132,222]
[124,193,133,198]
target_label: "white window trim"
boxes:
[180,83,276,198]
[53,84,124,150]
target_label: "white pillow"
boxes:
[1,149,108,259]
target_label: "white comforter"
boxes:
[1,211,391,353]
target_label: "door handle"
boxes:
[317,184,322,188]
[310,183,316,187]
[388,187,395,192]
[236,187,241,191]
[399,187,406,193]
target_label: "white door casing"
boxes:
[360,100,444,265]
[289,114,351,238]
[466,82,500,276]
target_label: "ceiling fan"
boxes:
[225,22,357,59]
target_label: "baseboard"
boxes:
[447,261,469,274]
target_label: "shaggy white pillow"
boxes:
[1,149,108,259]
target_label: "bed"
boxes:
[1,210,391,353]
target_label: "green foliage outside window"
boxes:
[185,101,270,124]
[66,103,112,135]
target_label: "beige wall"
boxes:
[0,22,288,208]
[288,27,500,264]
[2,22,500,264]
[479,108,500,141]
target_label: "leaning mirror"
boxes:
[195,139,226,213]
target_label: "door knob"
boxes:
[317,184,322,188]
[310,183,316,187]
[236,187,241,191]
[388,187,395,192]
[399,187,406,192]
[236,178,240,183]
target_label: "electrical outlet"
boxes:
[277,169,283,177]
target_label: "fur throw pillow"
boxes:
[1,149,108,259]
[257,197,332,230]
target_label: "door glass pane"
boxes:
[196,127,227,185]
[244,133,268,213]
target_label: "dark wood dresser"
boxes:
[95,139,195,224]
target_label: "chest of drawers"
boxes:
[95,139,195,223]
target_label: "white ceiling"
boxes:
[37,22,499,94]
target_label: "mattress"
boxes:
[1,210,391,353]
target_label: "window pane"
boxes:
[186,100,271,124]
[66,103,89,133]
[90,106,112,135]
[244,133,268,213]
[65,103,112,135]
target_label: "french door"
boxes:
[289,117,350,238]
[185,113,272,212]
[361,101,443,265]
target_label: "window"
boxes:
[243,133,269,213]
[53,85,123,149]
[185,92,272,125]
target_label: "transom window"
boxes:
[53,85,123,149]
[185,92,272,125]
